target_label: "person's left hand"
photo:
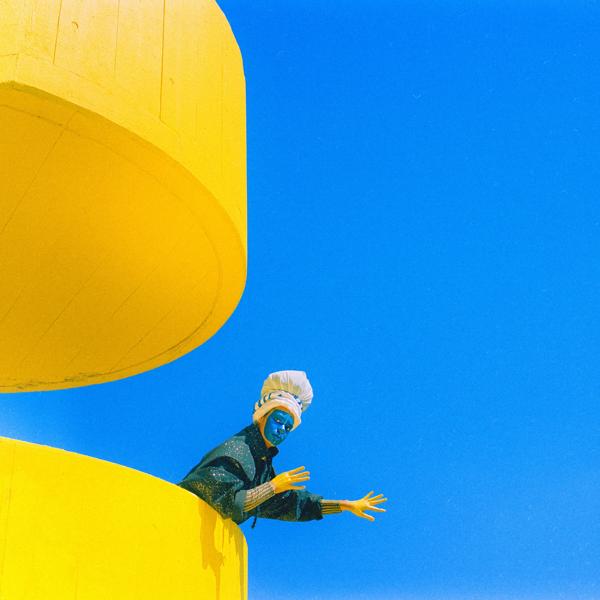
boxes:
[344,491,387,521]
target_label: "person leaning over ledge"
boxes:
[177,370,387,527]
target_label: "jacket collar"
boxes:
[244,422,279,460]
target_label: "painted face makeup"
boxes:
[263,409,294,446]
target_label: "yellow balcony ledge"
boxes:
[0,436,247,599]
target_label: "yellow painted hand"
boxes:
[345,491,387,521]
[270,466,310,494]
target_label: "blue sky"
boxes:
[3,1,600,599]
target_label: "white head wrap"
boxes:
[253,370,313,430]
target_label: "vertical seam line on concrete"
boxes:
[52,0,64,64]
[113,0,121,76]
[159,0,166,121]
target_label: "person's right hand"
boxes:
[270,466,310,494]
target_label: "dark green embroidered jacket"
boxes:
[178,423,324,525]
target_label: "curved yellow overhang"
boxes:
[0,436,247,599]
[0,0,246,391]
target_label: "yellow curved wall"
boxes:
[0,0,246,392]
[0,436,247,599]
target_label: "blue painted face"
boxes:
[263,409,294,446]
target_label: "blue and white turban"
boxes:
[252,370,313,430]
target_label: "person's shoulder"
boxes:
[198,425,257,480]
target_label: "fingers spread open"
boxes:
[291,470,310,477]
[371,497,388,505]
[292,475,310,483]
[289,466,306,474]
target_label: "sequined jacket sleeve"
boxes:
[178,456,248,523]
[255,464,324,522]
[256,489,324,521]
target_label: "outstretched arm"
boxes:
[242,467,388,523]
[321,491,388,521]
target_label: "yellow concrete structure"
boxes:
[0,436,247,599]
[0,0,247,392]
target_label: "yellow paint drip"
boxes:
[0,0,247,391]
[0,436,247,599]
